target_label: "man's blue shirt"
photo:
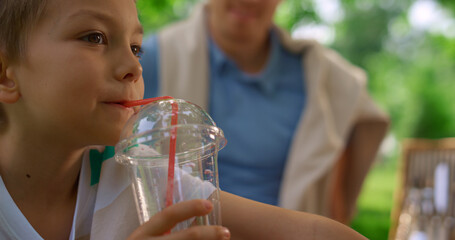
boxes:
[141,30,305,205]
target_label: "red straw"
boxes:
[166,102,179,208]
[122,96,174,108]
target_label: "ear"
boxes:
[0,54,20,104]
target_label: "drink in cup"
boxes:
[114,99,226,232]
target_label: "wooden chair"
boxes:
[389,138,455,240]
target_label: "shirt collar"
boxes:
[208,36,230,74]
[208,29,283,96]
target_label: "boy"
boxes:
[0,0,367,239]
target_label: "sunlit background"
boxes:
[136,0,455,239]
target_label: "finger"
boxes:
[152,226,230,240]
[129,199,214,238]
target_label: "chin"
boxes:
[226,27,255,41]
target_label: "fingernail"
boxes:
[222,227,231,239]
[203,200,213,210]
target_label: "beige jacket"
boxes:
[156,3,389,222]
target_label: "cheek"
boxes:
[134,78,144,99]
[62,52,105,79]
[210,0,227,17]
[53,54,106,101]
[24,48,103,94]
[264,3,279,22]
[136,80,145,99]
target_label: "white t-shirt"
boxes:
[0,148,97,240]
[0,146,216,240]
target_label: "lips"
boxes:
[103,101,128,108]
[102,99,133,109]
[103,101,140,115]
[103,99,136,107]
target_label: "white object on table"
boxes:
[434,162,450,215]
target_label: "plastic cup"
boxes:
[114,99,226,232]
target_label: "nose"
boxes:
[114,48,143,83]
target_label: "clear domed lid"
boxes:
[115,99,226,165]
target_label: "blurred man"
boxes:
[141,0,389,223]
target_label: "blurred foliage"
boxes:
[439,0,455,12]
[136,0,455,238]
[136,0,200,32]
[331,1,455,141]
[275,0,320,30]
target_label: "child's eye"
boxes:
[80,32,107,44]
[131,45,143,58]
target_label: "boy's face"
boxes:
[209,0,281,40]
[9,0,144,146]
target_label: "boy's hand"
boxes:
[127,199,230,240]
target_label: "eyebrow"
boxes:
[66,9,144,35]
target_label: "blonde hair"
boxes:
[0,0,47,62]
